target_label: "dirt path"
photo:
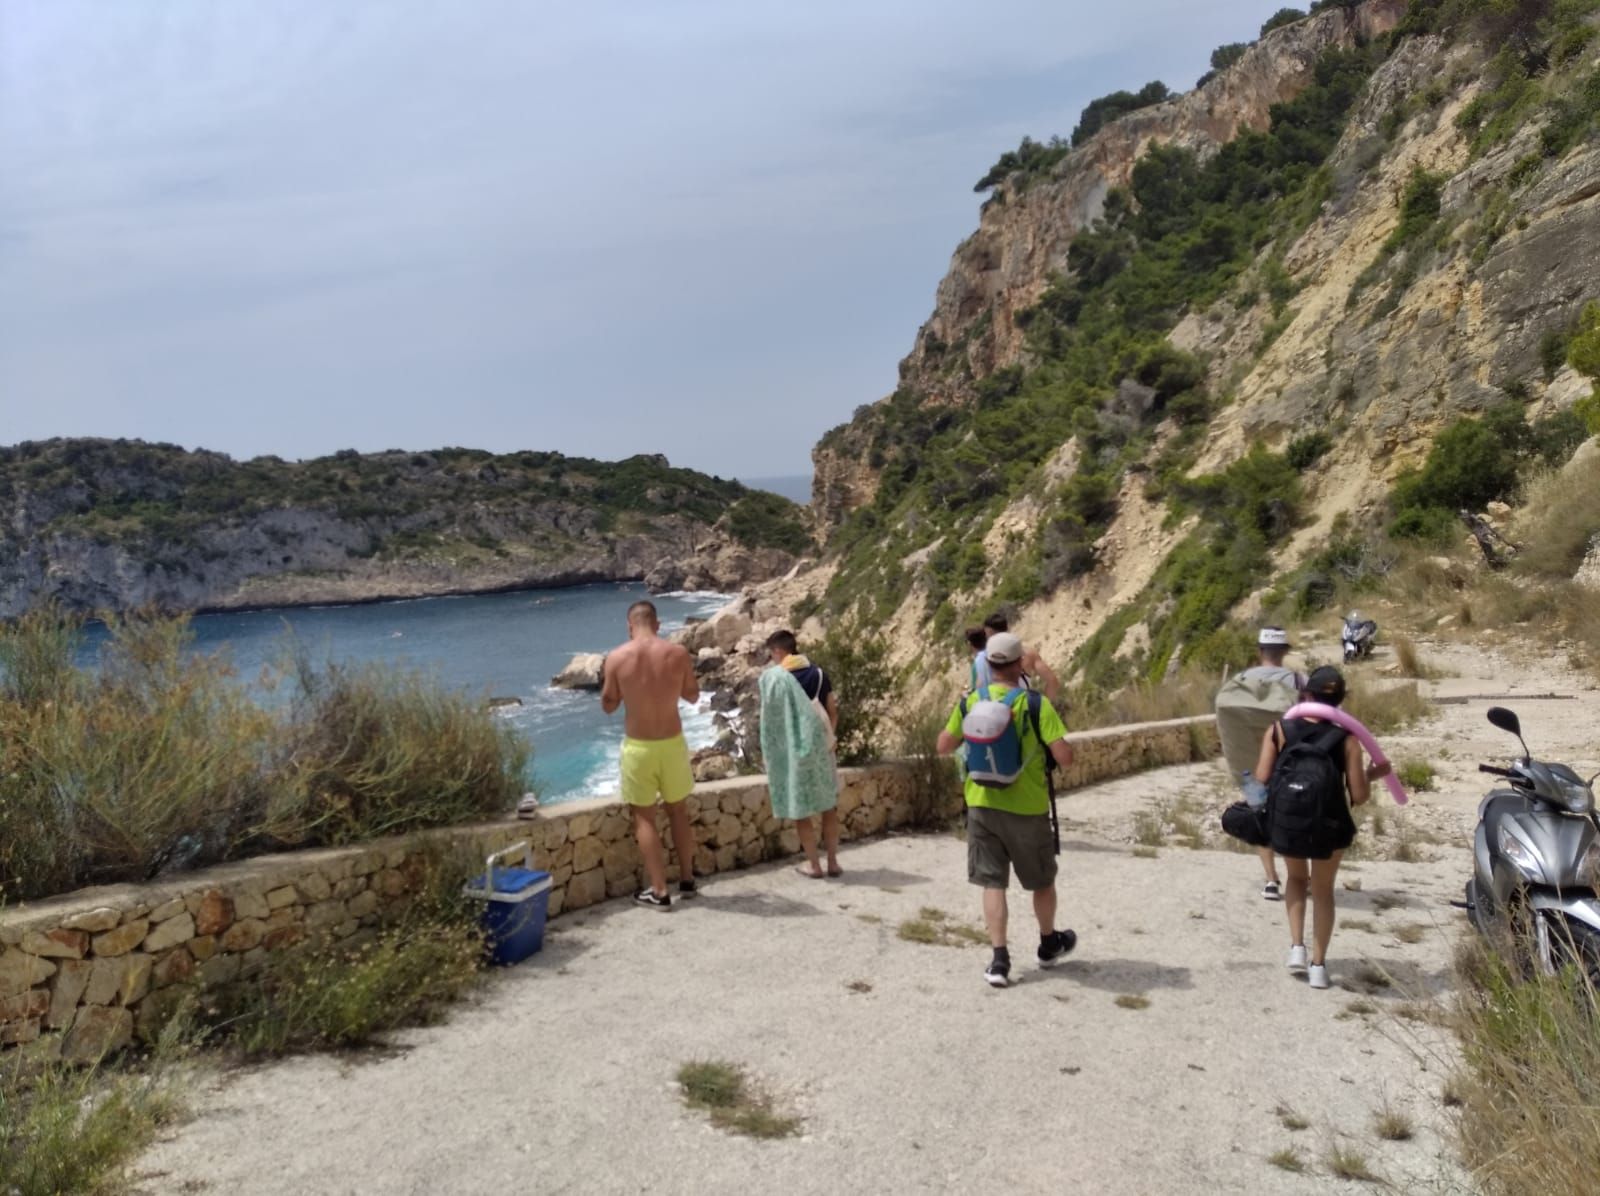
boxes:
[133,638,1599,1195]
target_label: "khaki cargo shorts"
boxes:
[967,806,1057,891]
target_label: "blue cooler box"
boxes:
[464,844,552,966]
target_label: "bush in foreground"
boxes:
[0,609,530,903]
[1451,935,1600,1195]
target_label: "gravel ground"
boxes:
[139,635,1600,1195]
[135,782,1475,1195]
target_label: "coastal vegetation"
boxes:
[0,439,809,613]
[0,607,528,903]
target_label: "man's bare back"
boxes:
[601,621,698,741]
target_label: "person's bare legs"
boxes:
[794,817,823,876]
[820,809,841,875]
[982,887,1009,948]
[1258,846,1280,885]
[1032,883,1057,937]
[664,798,697,887]
[1309,852,1342,965]
[632,805,668,897]
[1283,856,1310,947]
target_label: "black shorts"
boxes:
[967,806,1057,891]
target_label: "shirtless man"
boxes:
[601,600,700,910]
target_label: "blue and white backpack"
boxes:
[959,687,1033,788]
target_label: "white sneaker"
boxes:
[1308,964,1330,990]
[1286,945,1308,973]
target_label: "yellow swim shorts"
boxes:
[620,734,694,807]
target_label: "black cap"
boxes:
[1304,665,1347,707]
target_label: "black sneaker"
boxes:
[678,879,697,898]
[1263,881,1282,902]
[1038,929,1077,968]
[633,888,671,911]
[984,951,1011,988]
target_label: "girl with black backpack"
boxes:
[1252,666,1390,990]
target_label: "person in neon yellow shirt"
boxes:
[936,633,1076,988]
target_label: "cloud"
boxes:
[0,0,1274,473]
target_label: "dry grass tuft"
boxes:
[897,909,987,948]
[1276,1105,1311,1132]
[1393,923,1429,945]
[1373,1102,1415,1142]
[1325,1145,1382,1183]
[1392,636,1439,680]
[1268,1147,1306,1173]
[1345,680,1431,736]
[677,1061,801,1140]
[1449,935,1600,1193]
[1114,994,1151,1010]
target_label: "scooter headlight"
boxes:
[1578,840,1600,889]
[1560,779,1596,816]
[1498,826,1542,880]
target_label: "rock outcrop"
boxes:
[551,654,606,691]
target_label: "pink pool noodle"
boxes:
[1283,702,1409,805]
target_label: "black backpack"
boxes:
[1266,722,1348,858]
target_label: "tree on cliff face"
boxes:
[1260,8,1306,36]
[1210,43,1248,71]
[1070,82,1172,147]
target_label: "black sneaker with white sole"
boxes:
[984,950,1011,988]
[1037,929,1078,968]
[678,879,697,898]
[1263,881,1282,901]
[633,888,672,911]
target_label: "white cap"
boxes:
[1258,627,1291,648]
[985,632,1024,665]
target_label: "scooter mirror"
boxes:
[1486,706,1522,737]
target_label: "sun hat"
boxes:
[985,632,1024,666]
[1258,626,1291,648]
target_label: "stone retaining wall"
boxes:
[1,716,1216,1060]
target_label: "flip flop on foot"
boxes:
[795,865,826,880]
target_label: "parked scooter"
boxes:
[1465,707,1600,984]
[1341,612,1378,663]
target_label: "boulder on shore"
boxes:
[691,749,739,782]
[551,653,605,690]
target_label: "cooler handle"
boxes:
[484,841,533,892]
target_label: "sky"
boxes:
[1,0,1274,477]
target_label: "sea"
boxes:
[79,585,733,806]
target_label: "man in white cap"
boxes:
[936,632,1076,988]
[1215,626,1306,900]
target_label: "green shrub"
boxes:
[267,656,529,847]
[1071,81,1172,147]
[722,491,811,554]
[1287,431,1334,471]
[1389,402,1531,539]
[1384,168,1445,254]
[1211,42,1248,71]
[1396,759,1438,791]
[0,610,531,903]
[974,136,1071,192]
[1261,7,1306,36]
[813,626,895,765]
[0,1052,187,1196]
[212,865,483,1057]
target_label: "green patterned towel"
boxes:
[759,665,838,820]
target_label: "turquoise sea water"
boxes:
[82,585,731,806]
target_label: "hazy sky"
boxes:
[2,1,1272,476]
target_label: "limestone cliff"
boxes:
[813,0,1410,530]
[794,0,1600,701]
[0,441,807,616]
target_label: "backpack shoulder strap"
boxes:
[1310,721,1349,755]
[1024,689,1046,746]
